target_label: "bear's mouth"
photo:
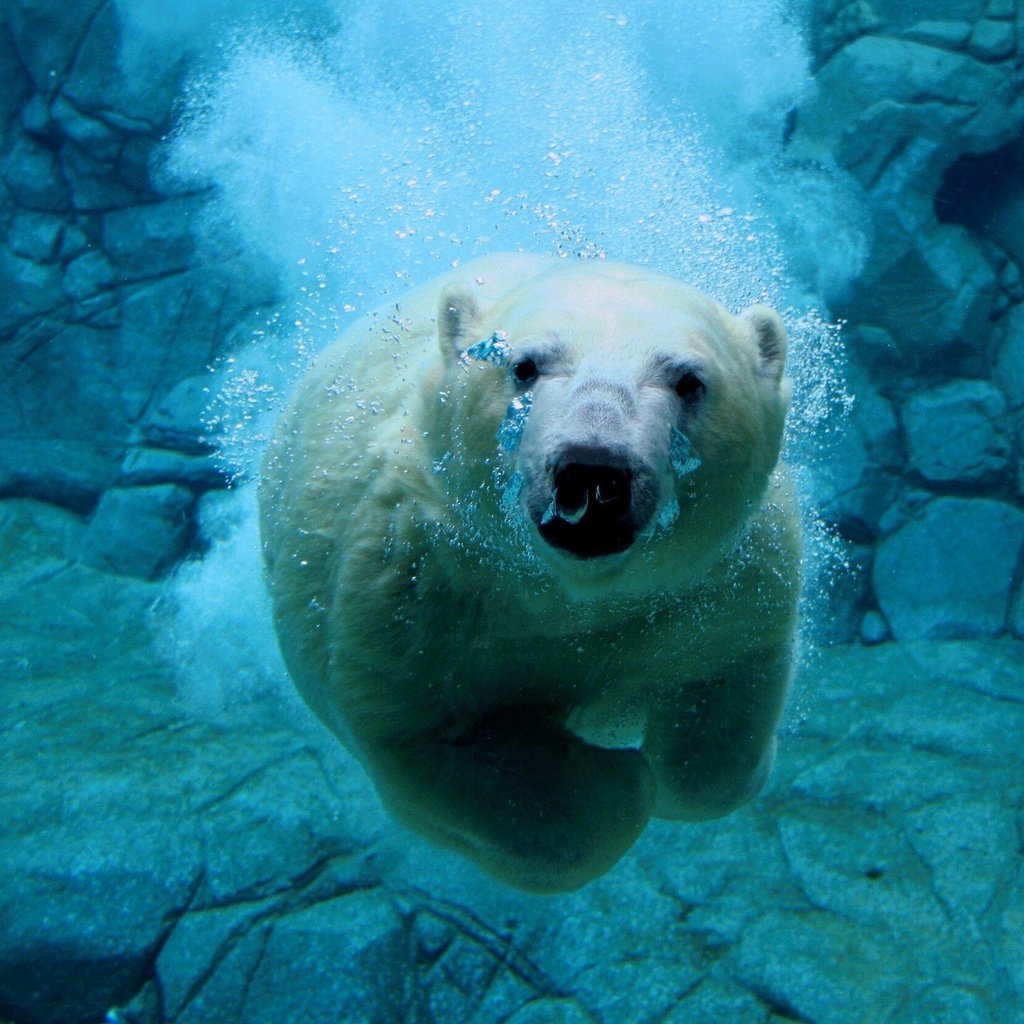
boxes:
[537,460,638,559]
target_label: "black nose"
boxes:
[539,446,636,558]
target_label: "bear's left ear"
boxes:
[438,285,483,361]
[739,305,787,385]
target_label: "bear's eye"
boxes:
[675,371,705,401]
[512,358,538,384]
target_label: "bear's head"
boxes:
[435,262,790,595]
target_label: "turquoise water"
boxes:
[1,1,1022,1022]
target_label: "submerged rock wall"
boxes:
[0,0,1022,637]
[798,0,1024,641]
[0,0,278,577]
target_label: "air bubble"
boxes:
[501,471,524,516]
[655,495,680,530]
[465,331,511,366]
[496,391,533,453]
[669,428,701,477]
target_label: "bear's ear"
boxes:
[739,304,787,385]
[438,285,483,360]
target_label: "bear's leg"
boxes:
[644,644,793,821]
[367,706,656,892]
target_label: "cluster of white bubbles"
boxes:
[136,0,864,707]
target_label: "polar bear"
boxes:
[260,254,800,892]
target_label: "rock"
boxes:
[850,366,901,464]
[900,986,1001,1024]
[1011,587,1024,639]
[776,809,946,930]
[905,798,1017,919]
[506,999,595,1024]
[62,248,116,301]
[58,222,91,261]
[0,498,84,591]
[0,247,63,332]
[50,93,122,164]
[142,374,219,454]
[998,257,1023,295]
[792,32,1018,367]
[903,20,973,49]
[19,93,54,136]
[849,322,900,370]
[797,36,1014,194]
[873,497,1024,639]
[119,447,227,490]
[568,945,700,1023]
[0,21,32,129]
[993,304,1024,492]
[0,439,123,513]
[79,483,195,578]
[986,0,1015,17]
[117,134,161,194]
[0,133,69,211]
[852,675,1017,765]
[968,18,1017,60]
[63,140,146,211]
[5,0,102,93]
[7,210,63,261]
[115,271,271,421]
[0,560,193,1024]
[58,0,180,132]
[153,901,270,1022]
[812,1,883,64]
[846,222,996,367]
[949,147,1024,268]
[814,420,872,535]
[729,909,902,1024]
[875,485,933,536]
[901,637,1024,705]
[901,379,1012,484]
[661,977,767,1024]
[205,893,407,1024]
[411,916,540,1024]
[1004,904,1024,1024]
[860,608,888,644]
[0,520,382,1024]
[1,847,199,1024]
[3,321,119,421]
[101,197,197,276]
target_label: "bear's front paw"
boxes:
[374,709,656,892]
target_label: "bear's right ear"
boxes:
[739,304,787,386]
[438,285,483,361]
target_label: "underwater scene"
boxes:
[1,0,1022,1021]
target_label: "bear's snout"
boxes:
[538,444,642,559]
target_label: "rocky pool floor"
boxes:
[1,497,1022,1024]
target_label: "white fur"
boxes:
[260,254,800,892]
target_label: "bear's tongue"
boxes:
[554,490,588,525]
[550,470,592,524]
